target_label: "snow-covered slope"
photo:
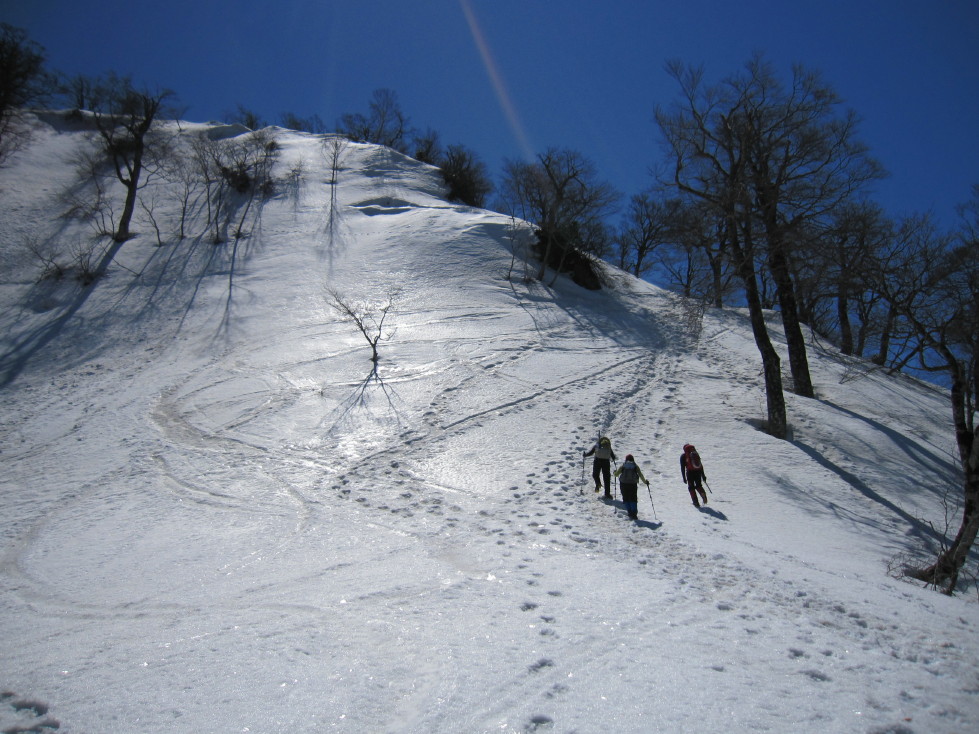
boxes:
[1,116,976,733]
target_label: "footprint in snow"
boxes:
[0,693,60,733]
[544,683,568,699]
[800,669,831,682]
[524,714,555,731]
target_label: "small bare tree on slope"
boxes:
[87,74,175,242]
[327,288,400,365]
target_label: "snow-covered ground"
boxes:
[1,116,976,733]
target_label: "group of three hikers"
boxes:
[584,437,708,520]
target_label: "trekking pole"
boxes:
[646,483,658,522]
[580,452,585,493]
[704,479,713,494]
[613,458,619,500]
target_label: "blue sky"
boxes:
[3,0,977,229]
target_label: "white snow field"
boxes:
[1,115,977,733]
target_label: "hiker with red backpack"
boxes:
[681,443,708,507]
[614,454,650,520]
[584,436,616,497]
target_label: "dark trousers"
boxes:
[593,459,611,492]
[687,470,707,506]
[621,483,639,517]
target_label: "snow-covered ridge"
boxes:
[1,116,975,733]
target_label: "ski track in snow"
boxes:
[1,122,977,733]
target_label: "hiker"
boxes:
[614,454,649,519]
[680,443,708,507]
[584,436,616,497]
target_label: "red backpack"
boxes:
[684,444,703,472]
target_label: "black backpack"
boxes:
[620,461,639,484]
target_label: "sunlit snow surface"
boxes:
[1,117,976,733]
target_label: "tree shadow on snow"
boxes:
[0,236,128,389]
[823,400,958,483]
[320,364,407,435]
[791,439,944,551]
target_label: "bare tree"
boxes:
[0,23,51,165]
[617,191,676,278]
[327,288,400,364]
[819,202,893,356]
[61,74,95,111]
[499,147,618,284]
[336,88,410,153]
[657,62,788,437]
[439,143,492,208]
[679,200,737,307]
[225,104,265,130]
[660,57,883,399]
[324,135,348,241]
[326,135,347,187]
[868,199,979,593]
[87,74,175,242]
[412,127,443,164]
[741,57,882,396]
[280,112,326,134]
[160,149,205,240]
[617,193,735,305]
[189,128,279,243]
[864,214,943,370]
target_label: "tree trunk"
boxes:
[836,238,854,355]
[536,224,555,281]
[837,285,853,355]
[910,442,979,593]
[730,225,787,439]
[765,233,815,398]
[710,255,724,308]
[872,302,898,365]
[909,369,979,592]
[114,166,140,242]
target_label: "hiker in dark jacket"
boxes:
[680,443,708,507]
[584,436,616,497]
[614,454,649,519]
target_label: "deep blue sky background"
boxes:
[3,0,977,229]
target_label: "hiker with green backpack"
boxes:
[584,436,616,497]
[614,454,650,520]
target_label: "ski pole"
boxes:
[580,452,585,493]
[646,482,658,522]
[704,479,713,494]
